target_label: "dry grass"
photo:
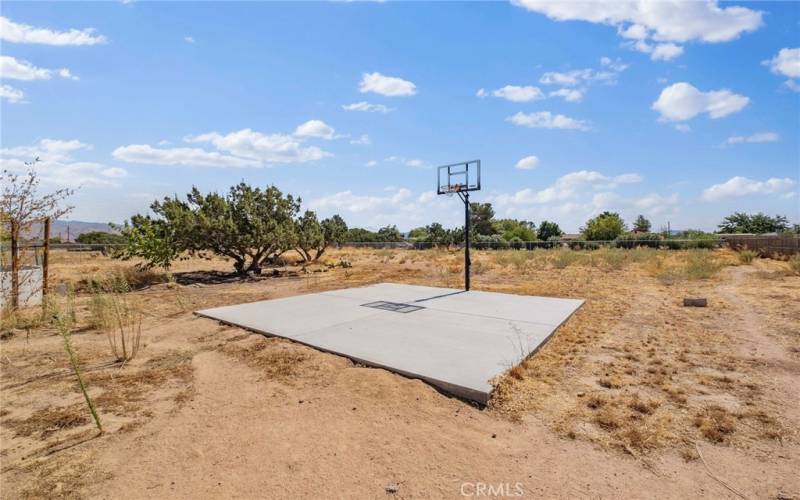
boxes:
[2,245,797,478]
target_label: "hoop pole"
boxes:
[464,191,470,291]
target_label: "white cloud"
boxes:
[548,88,583,102]
[674,124,691,133]
[0,16,107,46]
[112,144,262,168]
[365,160,378,167]
[350,134,370,145]
[1,138,90,161]
[651,82,748,122]
[600,56,629,72]
[701,176,797,201]
[633,192,680,214]
[763,48,800,91]
[515,155,540,170]
[384,156,427,168]
[507,111,590,131]
[490,85,545,102]
[724,132,779,146]
[0,55,77,81]
[0,84,24,103]
[493,170,642,207]
[539,69,592,86]
[294,119,336,140]
[763,48,800,78]
[1,138,125,187]
[342,101,395,113]
[512,1,762,61]
[186,128,332,164]
[476,88,488,98]
[184,36,195,44]
[310,188,412,213]
[359,72,416,96]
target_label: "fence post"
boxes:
[42,217,50,312]
[10,220,19,310]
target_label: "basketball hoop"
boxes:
[435,160,482,291]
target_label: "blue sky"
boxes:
[1,1,798,233]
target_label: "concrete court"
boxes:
[196,283,584,404]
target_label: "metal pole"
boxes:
[464,192,470,291]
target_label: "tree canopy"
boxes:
[581,211,627,241]
[537,220,563,241]
[633,215,651,233]
[717,212,790,234]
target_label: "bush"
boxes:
[581,211,626,241]
[738,249,757,264]
[788,255,800,275]
[75,231,126,245]
[615,232,660,249]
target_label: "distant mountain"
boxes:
[24,220,118,242]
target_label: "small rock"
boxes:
[491,433,497,439]
[385,483,400,494]
[577,391,586,397]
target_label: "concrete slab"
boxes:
[196,283,583,404]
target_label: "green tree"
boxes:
[717,212,790,234]
[423,222,450,247]
[345,228,379,242]
[116,183,300,273]
[408,227,428,239]
[294,210,324,262]
[493,219,537,241]
[376,225,403,242]
[537,220,563,241]
[469,202,496,236]
[633,215,651,233]
[581,211,627,241]
[320,214,348,256]
[75,231,126,245]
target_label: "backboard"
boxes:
[437,160,481,195]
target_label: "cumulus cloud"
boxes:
[0,16,107,45]
[548,88,583,102]
[359,72,416,96]
[701,176,797,201]
[1,138,125,187]
[112,144,262,168]
[633,192,680,214]
[724,132,779,146]
[184,36,195,44]
[0,55,77,81]
[489,85,545,102]
[507,111,590,131]
[762,47,800,91]
[512,1,762,61]
[0,84,24,103]
[187,128,332,164]
[651,82,749,122]
[1,138,90,161]
[515,155,540,170]
[294,119,336,140]
[342,101,395,113]
[493,170,642,206]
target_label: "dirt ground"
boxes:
[1,247,798,499]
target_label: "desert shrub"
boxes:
[581,211,626,241]
[738,249,757,264]
[508,236,525,250]
[552,249,580,269]
[89,274,142,362]
[597,248,626,270]
[788,255,800,275]
[615,232,660,249]
[685,250,724,279]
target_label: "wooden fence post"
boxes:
[10,220,19,310]
[43,217,50,311]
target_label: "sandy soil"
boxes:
[1,248,798,498]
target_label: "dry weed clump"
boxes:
[693,406,736,443]
[6,405,90,439]
[788,255,800,275]
[737,248,757,264]
[88,274,143,362]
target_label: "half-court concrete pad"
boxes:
[196,283,583,404]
